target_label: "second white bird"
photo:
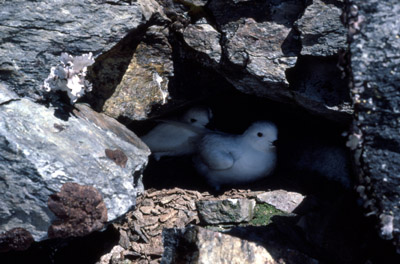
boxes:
[141,106,212,161]
[193,121,278,190]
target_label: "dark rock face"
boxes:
[295,0,347,56]
[0,228,34,253]
[159,0,352,122]
[348,0,400,251]
[47,182,108,239]
[0,0,147,100]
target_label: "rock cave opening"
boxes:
[128,58,353,199]
[126,58,400,263]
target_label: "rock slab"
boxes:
[196,198,256,225]
[0,85,150,241]
[162,225,276,264]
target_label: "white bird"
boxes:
[141,106,213,161]
[193,121,278,190]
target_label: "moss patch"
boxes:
[250,203,285,226]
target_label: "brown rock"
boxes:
[162,226,276,264]
[47,182,108,238]
[0,228,34,252]
[105,148,128,168]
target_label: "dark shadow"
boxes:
[286,55,351,106]
[206,0,308,26]
[226,193,400,264]
[0,225,119,264]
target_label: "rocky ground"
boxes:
[1,0,400,263]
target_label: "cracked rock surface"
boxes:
[0,85,149,241]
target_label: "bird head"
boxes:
[181,106,213,128]
[243,121,278,151]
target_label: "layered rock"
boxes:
[0,0,152,99]
[0,85,149,241]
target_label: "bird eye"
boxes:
[257,132,263,137]
[190,118,197,123]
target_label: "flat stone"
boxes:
[256,190,305,213]
[196,199,256,224]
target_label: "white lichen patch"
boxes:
[380,214,394,239]
[346,132,363,150]
[43,52,95,104]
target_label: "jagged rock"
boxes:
[0,85,149,241]
[196,198,256,224]
[256,190,305,213]
[48,183,108,239]
[162,225,276,264]
[0,0,153,99]
[172,0,352,122]
[94,25,174,121]
[0,228,34,253]
[295,0,347,56]
[183,22,222,64]
[348,0,400,251]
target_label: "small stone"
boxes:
[105,149,128,168]
[159,210,178,223]
[139,206,154,215]
[160,195,177,205]
[196,199,256,225]
[256,190,305,213]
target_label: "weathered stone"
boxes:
[0,85,149,241]
[196,198,256,224]
[225,18,297,90]
[348,0,400,251]
[47,183,108,239]
[96,25,173,121]
[162,225,276,264]
[198,0,351,121]
[256,190,305,213]
[0,0,148,99]
[0,228,34,253]
[295,0,347,56]
[183,22,222,64]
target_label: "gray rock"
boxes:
[162,225,276,264]
[187,0,351,122]
[256,190,305,213]
[224,18,298,91]
[348,0,400,251]
[0,85,150,241]
[295,0,347,56]
[196,199,256,225]
[183,23,222,64]
[0,0,147,99]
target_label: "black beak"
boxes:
[272,140,278,147]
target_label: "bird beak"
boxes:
[271,140,278,148]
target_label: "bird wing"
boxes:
[198,134,235,170]
[141,123,196,152]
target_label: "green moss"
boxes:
[250,203,285,226]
